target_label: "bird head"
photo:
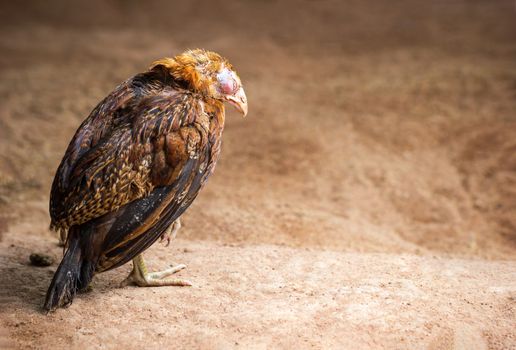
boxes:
[151,49,248,117]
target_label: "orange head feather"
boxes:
[150,49,247,116]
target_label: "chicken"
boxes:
[44,49,248,311]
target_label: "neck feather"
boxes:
[150,57,211,94]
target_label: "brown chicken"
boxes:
[44,49,248,311]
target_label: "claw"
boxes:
[159,234,171,247]
[160,219,181,247]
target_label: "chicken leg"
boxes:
[120,219,191,287]
[121,254,192,287]
[159,219,181,246]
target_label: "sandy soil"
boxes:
[0,0,515,349]
[1,230,516,349]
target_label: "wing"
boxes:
[50,80,134,226]
[95,144,211,272]
[50,88,210,237]
[49,70,172,231]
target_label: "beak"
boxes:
[226,87,248,117]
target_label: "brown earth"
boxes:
[0,1,515,349]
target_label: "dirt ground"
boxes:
[0,1,515,349]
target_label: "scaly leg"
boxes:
[160,219,181,247]
[120,254,192,287]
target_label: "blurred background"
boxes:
[0,0,515,259]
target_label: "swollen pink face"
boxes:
[217,67,240,96]
[215,65,248,117]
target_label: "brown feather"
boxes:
[45,49,237,310]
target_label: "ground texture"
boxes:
[0,1,515,349]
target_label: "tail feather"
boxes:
[44,235,89,312]
[78,259,96,291]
